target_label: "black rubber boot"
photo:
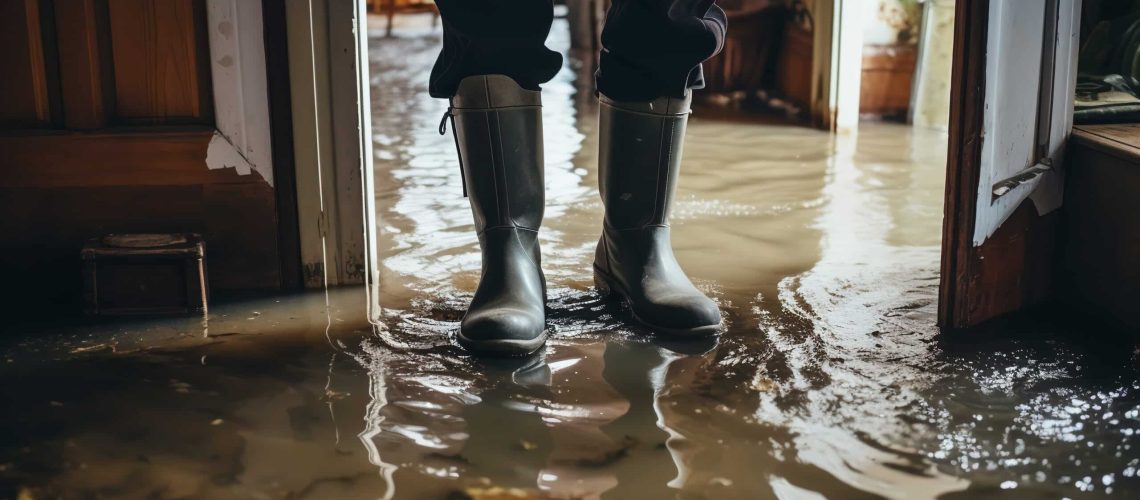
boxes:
[593,92,722,337]
[442,75,548,356]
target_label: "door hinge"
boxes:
[318,210,330,238]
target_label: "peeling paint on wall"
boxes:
[205,131,265,180]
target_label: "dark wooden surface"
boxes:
[263,0,303,291]
[107,0,212,125]
[1073,124,1140,163]
[0,0,287,313]
[0,182,279,309]
[700,8,785,95]
[775,20,812,109]
[860,44,917,119]
[966,201,1060,324]
[82,234,208,315]
[53,0,112,129]
[0,128,283,297]
[0,0,51,128]
[0,129,224,187]
[1059,140,1140,332]
[939,0,990,328]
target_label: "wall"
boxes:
[911,0,956,129]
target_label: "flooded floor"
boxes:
[3,14,1139,500]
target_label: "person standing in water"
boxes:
[435,0,727,355]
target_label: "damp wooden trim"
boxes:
[939,0,991,329]
[0,129,273,188]
[938,0,1073,329]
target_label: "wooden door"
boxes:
[0,0,282,310]
[939,0,1081,328]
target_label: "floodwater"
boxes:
[2,15,1139,500]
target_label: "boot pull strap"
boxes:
[438,106,468,197]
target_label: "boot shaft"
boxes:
[597,93,692,230]
[448,75,545,233]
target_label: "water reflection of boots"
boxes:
[443,74,548,356]
[459,355,553,491]
[592,93,722,337]
[356,352,481,499]
[535,341,630,498]
[358,350,553,498]
[651,347,710,492]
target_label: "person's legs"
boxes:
[430,0,562,98]
[592,0,727,336]
[595,0,727,101]
[434,2,557,355]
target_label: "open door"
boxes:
[939,0,1081,328]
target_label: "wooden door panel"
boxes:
[54,0,113,129]
[0,0,51,128]
[108,0,211,124]
[0,0,283,302]
[0,130,221,188]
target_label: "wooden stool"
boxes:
[81,234,208,316]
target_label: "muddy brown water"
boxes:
[2,17,1138,500]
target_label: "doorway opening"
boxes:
[345,1,1104,497]
[4,1,1140,498]
[367,1,957,336]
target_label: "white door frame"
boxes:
[972,0,1080,245]
[284,0,378,298]
[811,0,865,133]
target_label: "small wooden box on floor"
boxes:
[81,234,208,316]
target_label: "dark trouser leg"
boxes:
[429,0,562,98]
[592,1,726,336]
[595,0,727,101]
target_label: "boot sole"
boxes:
[593,265,723,338]
[457,330,549,357]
